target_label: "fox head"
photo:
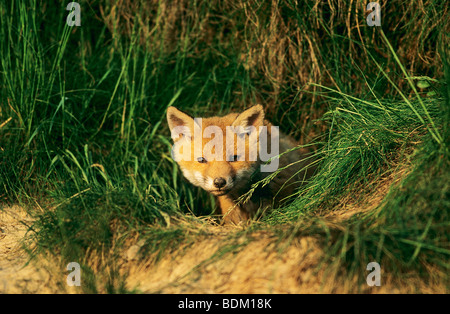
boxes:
[167,105,277,196]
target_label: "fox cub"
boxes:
[167,105,314,224]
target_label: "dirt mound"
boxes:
[121,169,446,294]
[122,227,446,294]
[125,230,324,293]
[1,168,447,294]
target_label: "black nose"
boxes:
[213,177,227,189]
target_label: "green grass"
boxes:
[267,94,449,288]
[0,0,448,293]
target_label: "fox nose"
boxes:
[213,177,227,189]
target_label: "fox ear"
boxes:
[232,104,265,129]
[167,106,194,130]
[167,106,194,140]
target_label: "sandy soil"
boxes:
[122,169,447,294]
[124,229,329,293]
[0,206,53,293]
[1,169,446,293]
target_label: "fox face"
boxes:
[167,105,314,224]
[166,105,271,197]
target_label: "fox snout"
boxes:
[179,166,235,195]
[213,177,227,189]
[210,176,232,196]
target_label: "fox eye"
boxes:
[197,157,207,163]
[230,155,239,162]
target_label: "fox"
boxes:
[167,104,315,224]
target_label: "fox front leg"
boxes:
[217,196,250,225]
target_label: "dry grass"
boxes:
[98,1,447,93]
[96,0,447,142]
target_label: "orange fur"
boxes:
[167,105,314,224]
